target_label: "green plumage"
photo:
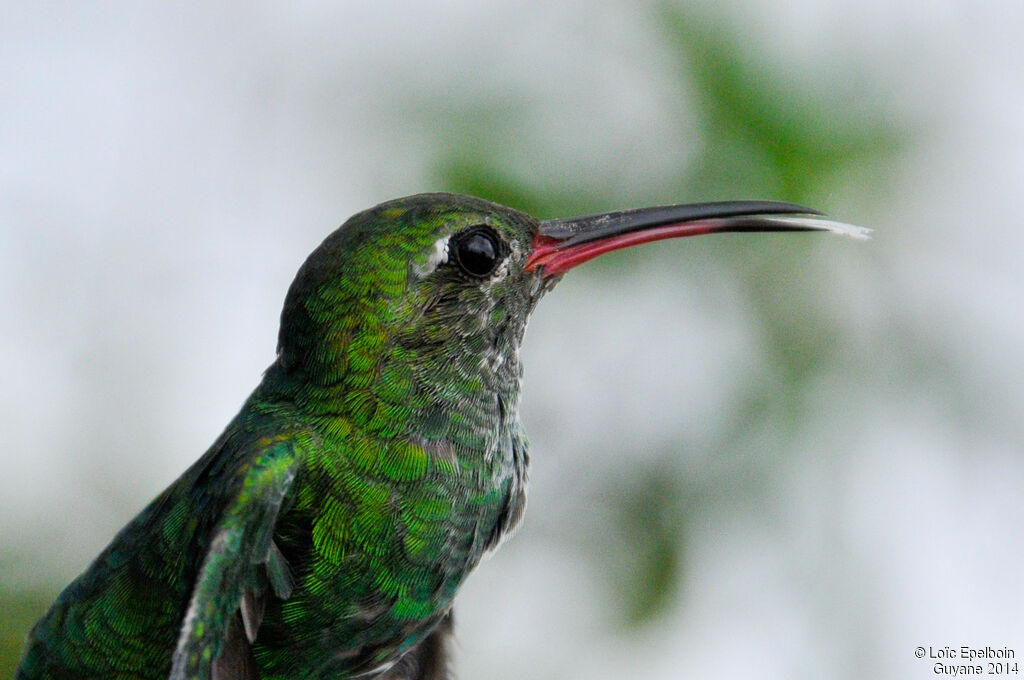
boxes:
[17,194,536,680]
[15,191,848,680]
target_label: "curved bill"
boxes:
[524,200,870,276]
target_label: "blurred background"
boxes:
[2,1,1022,678]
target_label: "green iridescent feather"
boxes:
[17,194,536,680]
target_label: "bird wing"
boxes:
[168,436,298,680]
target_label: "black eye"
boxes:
[452,227,504,278]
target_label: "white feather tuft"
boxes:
[412,235,451,277]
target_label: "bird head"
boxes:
[271,193,867,417]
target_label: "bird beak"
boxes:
[524,200,871,276]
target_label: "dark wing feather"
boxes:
[169,439,298,680]
[213,615,260,680]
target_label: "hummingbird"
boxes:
[15,193,866,680]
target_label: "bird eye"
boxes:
[452,227,504,278]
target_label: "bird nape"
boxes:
[15,193,867,680]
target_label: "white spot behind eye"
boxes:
[413,235,451,278]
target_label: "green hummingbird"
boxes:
[15,193,866,680]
